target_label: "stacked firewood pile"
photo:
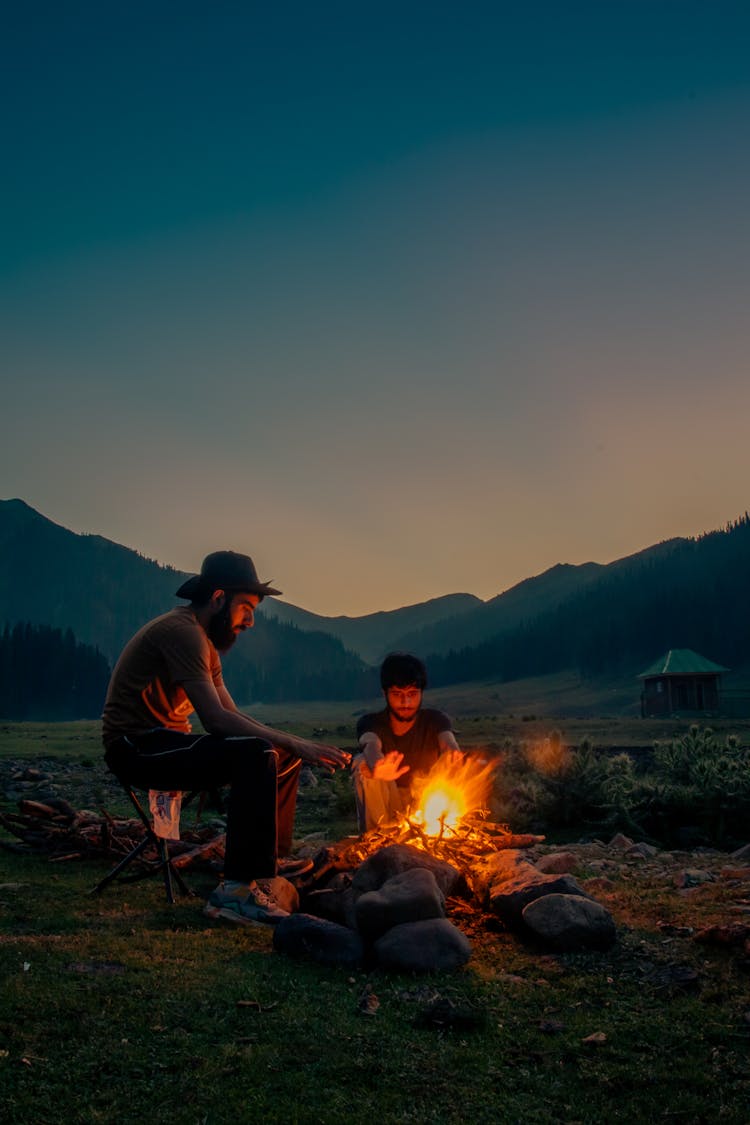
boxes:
[0,798,226,871]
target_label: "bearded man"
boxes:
[352,652,462,833]
[102,551,349,926]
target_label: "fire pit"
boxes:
[272,753,617,973]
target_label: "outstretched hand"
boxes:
[295,739,351,770]
[371,750,410,782]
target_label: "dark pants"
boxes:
[104,730,302,882]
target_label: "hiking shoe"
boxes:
[203,880,289,926]
[277,856,314,879]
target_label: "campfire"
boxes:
[333,752,544,875]
[410,752,498,837]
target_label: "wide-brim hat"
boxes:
[175,551,282,601]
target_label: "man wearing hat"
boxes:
[102,551,350,926]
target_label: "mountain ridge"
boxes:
[2,498,748,705]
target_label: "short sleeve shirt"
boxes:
[102,607,224,745]
[356,708,452,788]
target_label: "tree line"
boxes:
[0,622,111,720]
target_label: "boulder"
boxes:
[351,844,463,900]
[488,871,591,929]
[625,842,659,860]
[535,851,579,875]
[469,848,534,902]
[355,868,445,942]
[299,873,357,927]
[373,918,471,973]
[273,913,364,968]
[522,894,617,951]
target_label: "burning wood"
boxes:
[297,753,544,892]
[371,752,543,865]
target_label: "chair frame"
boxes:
[91,783,196,903]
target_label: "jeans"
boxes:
[105,729,301,882]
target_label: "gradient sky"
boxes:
[3,2,750,616]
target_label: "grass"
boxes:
[2,716,750,1123]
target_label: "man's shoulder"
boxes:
[417,708,452,730]
[141,606,199,636]
[356,709,388,734]
[133,607,209,654]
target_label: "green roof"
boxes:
[637,648,729,678]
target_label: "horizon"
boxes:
[4,3,750,616]
[4,493,745,621]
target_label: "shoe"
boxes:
[277,856,314,879]
[203,880,289,926]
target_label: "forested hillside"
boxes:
[0,499,375,710]
[426,516,750,686]
[2,498,749,713]
[0,622,110,720]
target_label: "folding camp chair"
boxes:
[91,782,197,903]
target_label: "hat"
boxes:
[175,551,282,601]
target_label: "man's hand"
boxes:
[293,738,351,770]
[441,749,465,768]
[371,750,410,782]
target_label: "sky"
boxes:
[3,1,750,617]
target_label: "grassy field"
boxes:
[2,712,750,1123]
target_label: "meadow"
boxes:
[1,705,750,1124]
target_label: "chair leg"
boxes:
[91,783,196,902]
[91,835,153,895]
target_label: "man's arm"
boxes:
[184,679,350,769]
[438,730,461,754]
[438,729,464,765]
[358,731,409,781]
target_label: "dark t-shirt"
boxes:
[356,708,452,788]
[101,606,224,746]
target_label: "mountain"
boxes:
[387,561,606,655]
[260,593,482,664]
[0,499,374,703]
[424,517,750,687]
[3,498,749,708]
[0,498,184,661]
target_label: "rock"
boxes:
[625,842,659,859]
[731,843,750,863]
[469,849,534,902]
[351,844,463,900]
[301,885,357,928]
[720,867,750,881]
[522,894,617,951]
[297,767,318,788]
[373,918,471,973]
[488,871,592,929]
[355,868,445,942]
[580,876,616,895]
[675,869,715,889]
[273,913,364,967]
[535,851,578,875]
[608,833,634,850]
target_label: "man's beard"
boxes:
[387,703,419,724]
[207,606,238,652]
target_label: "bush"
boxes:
[490,725,750,848]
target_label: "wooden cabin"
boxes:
[638,648,728,718]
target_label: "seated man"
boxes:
[353,652,462,832]
[102,550,350,926]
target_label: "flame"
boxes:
[410,753,498,836]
